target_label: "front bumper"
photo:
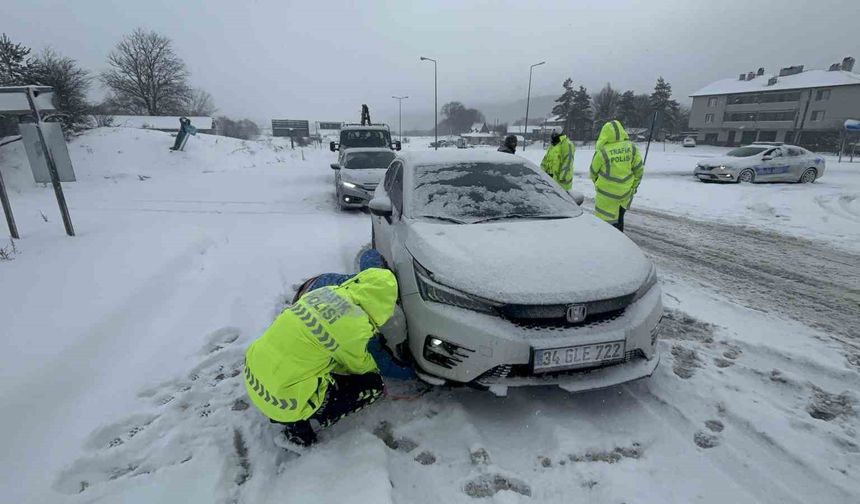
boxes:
[695,167,736,182]
[337,183,376,207]
[404,282,664,390]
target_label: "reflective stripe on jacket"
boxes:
[244,268,398,422]
[589,121,644,223]
[540,135,575,190]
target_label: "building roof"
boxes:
[110,115,215,130]
[507,125,542,134]
[460,132,498,138]
[691,69,860,97]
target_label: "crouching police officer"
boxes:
[243,254,400,447]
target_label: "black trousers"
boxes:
[311,372,384,427]
[613,206,627,232]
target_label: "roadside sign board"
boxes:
[272,119,309,137]
[20,122,76,183]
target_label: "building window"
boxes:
[815,89,831,101]
[704,133,718,144]
[759,91,801,103]
[707,97,718,107]
[725,112,757,122]
[758,110,797,122]
[810,110,825,122]
[705,113,714,123]
[757,131,777,142]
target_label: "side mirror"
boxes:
[330,163,340,170]
[392,141,402,151]
[329,141,339,152]
[569,189,585,206]
[368,196,393,217]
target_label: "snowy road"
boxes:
[2,130,858,503]
[626,207,860,344]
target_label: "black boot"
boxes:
[283,420,317,447]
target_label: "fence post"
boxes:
[0,165,19,239]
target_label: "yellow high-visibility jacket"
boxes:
[540,135,575,190]
[589,121,644,223]
[244,268,397,422]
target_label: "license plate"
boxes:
[533,341,625,373]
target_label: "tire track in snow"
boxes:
[624,207,860,343]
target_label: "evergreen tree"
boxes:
[570,85,593,141]
[618,91,638,127]
[650,77,680,133]
[0,33,32,86]
[551,78,575,132]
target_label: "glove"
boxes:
[367,337,416,380]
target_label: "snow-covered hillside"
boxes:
[1,129,858,503]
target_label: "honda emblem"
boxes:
[566,304,587,323]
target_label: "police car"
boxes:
[694,143,825,183]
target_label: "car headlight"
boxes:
[631,264,658,303]
[341,181,357,189]
[413,260,501,314]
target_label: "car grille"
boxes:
[477,349,645,383]
[497,293,634,330]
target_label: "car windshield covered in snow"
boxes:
[344,151,395,169]
[340,130,390,148]
[727,146,769,157]
[411,162,580,223]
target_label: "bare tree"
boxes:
[29,48,92,134]
[216,116,259,140]
[591,83,621,132]
[101,29,191,115]
[187,88,216,116]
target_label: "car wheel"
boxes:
[738,169,755,183]
[800,168,817,184]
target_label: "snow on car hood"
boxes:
[698,155,757,169]
[340,169,386,186]
[404,215,652,304]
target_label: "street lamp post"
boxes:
[523,61,545,151]
[420,57,438,150]
[392,95,408,142]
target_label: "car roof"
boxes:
[748,143,805,150]
[341,125,389,131]
[343,147,396,154]
[396,149,529,167]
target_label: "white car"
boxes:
[369,151,663,393]
[683,137,696,148]
[694,143,826,183]
[331,148,396,208]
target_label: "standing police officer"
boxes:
[540,130,575,190]
[589,120,644,232]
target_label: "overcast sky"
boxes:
[5,0,858,128]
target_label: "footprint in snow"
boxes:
[53,327,251,497]
[463,474,532,499]
[671,344,701,379]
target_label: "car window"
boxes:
[410,162,581,223]
[383,162,400,192]
[344,151,395,169]
[763,148,781,158]
[390,163,404,215]
[340,130,389,148]
[787,148,803,157]
[727,146,769,157]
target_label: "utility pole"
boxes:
[420,57,438,150]
[523,61,545,150]
[392,95,408,142]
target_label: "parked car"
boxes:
[368,150,663,392]
[331,148,396,208]
[694,144,826,183]
[683,137,697,148]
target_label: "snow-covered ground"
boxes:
[1,129,858,503]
